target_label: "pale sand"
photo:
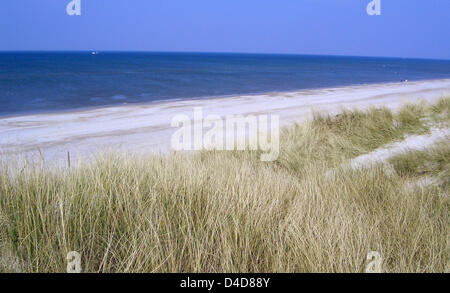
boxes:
[349,127,450,170]
[1,79,449,165]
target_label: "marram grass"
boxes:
[0,98,448,273]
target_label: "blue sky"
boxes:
[1,0,450,59]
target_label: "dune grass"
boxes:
[277,102,430,173]
[0,98,448,273]
[430,97,450,123]
[389,140,449,189]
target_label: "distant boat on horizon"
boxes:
[91,51,99,55]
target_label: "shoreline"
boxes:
[1,77,450,120]
[1,78,449,164]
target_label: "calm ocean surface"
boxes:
[1,52,450,117]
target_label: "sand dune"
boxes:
[1,79,449,165]
[349,127,450,170]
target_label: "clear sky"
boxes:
[2,0,450,59]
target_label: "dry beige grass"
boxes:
[0,98,448,273]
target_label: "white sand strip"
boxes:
[1,79,449,165]
[349,127,450,170]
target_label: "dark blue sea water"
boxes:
[1,52,450,117]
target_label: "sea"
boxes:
[1,52,450,117]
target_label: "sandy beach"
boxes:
[1,79,449,165]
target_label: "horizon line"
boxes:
[1,50,450,62]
